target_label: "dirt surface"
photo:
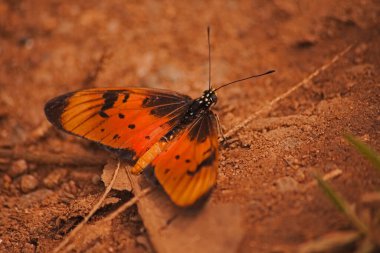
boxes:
[0,0,379,252]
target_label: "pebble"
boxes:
[21,243,36,253]
[62,180,78,195]
[135,235,150,249]
[20,174,39,193]
[274,176,299,192]
[18,189,54,209]
[21,243,35,253]
[43,169,68,188]
[91,174,101,184]
[294,170,306,182]
[8,159,28,177]
[354,43,368,55]
[1,174,12,189]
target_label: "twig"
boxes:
[102,187,154,223]
[0,148,107,166]
[53,160,121,253]
[222,44,353,141]
[304,169,343,189]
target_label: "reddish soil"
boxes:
[0,0,379,252]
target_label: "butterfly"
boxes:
[44,29,274,207]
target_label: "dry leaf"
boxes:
[101,159,132,191]
[125,162,245,253]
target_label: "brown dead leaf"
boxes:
[124,162,245,253]
[101,159,132,191]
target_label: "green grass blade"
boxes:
[316,175,368,235]
[345,134,380,172]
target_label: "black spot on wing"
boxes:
[101,90,119,111]
[118,113,125,119]
[122,93,129,103]
[186,151,216,176]
[98,111,109,118]
[44,92,74,129]
[128,124,135,129]
[98,90,125,118]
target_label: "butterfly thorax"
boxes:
[160,90,217,142]
[181,89,217,124]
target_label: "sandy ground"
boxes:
[0,0,379,252]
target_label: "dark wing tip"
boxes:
[44,92,74,129]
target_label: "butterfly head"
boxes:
[200,89,218,108]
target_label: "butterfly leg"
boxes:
[213,112,227,144]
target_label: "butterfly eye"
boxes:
[211,93,218,103]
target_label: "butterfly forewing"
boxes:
[45,88,192,163]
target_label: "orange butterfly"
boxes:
[44,29,274,207]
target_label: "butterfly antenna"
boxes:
[213,70,275,91]
[207,26,212,90]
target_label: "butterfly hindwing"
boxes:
[45,88,192,163]
[150,112,219,207]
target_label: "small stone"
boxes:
[91,174,101,184]
[354,43,368,55]
[20,174,39,193]
[230,143,237,149]
[1,174,12,189]
[274,176,299,192]
[8,159,28,177]
[295,170,306,182]
[135,235,150,249]
[0,158,10,171]
[21,243,35,253]
[62,180,78,195]
[359,134,370,142]
[43,169,68,188]
[18,189,54,209]
[101,197,121,208]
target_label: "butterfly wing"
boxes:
[149,112,219,207]
[45,88,192,163]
